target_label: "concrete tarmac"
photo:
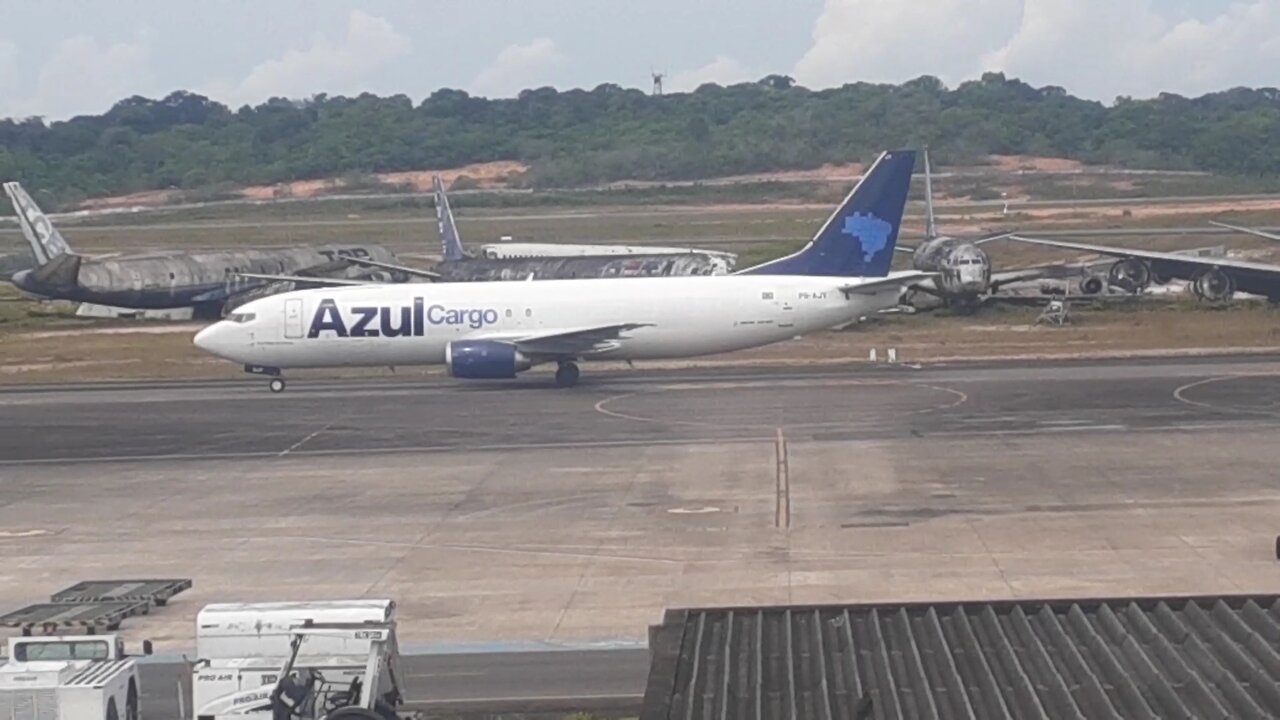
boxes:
[138,649,649,719]
[4,357,1280,717]
[4,357,1280,462]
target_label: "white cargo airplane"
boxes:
[193,150,927,390]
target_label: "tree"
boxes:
[3,79,1280,204]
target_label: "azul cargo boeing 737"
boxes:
[193,150,929,390]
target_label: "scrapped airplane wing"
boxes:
[988,266,1070,291]
[343,256,442,280]
[971,231,1014,245]
[232,272,375,287]
[1209,221,1280,243]
[1008,235,1280,273]
[480,322,654,357]
[837,271,935,296]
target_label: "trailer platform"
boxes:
[50,578,192,607]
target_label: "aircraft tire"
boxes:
[269,378,286,393]
[555,362,580,388]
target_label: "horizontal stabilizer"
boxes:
[836,271,935,296]
[28,252,80,287]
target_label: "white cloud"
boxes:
[984,0,1280,99]
[795,0,1280,100]
[472,37,566,97]
[794,0,1021,89]
[2,35,152,119]
[668,55,751,92]
[211,10,411,107]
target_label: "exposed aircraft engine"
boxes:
[1108,259,1151,293]
[1193,268,1235,302]
[445,340,533,379]
[1078,274,1105,295]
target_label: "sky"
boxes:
[0,0,1276,121]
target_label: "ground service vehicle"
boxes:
[0,634,150,720]
[190,600,408,719]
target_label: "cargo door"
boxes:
[284,298,304,339]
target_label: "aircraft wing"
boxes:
[971,231,1014,246]
[1209,221,1280,242]
[343,256,442,280]
[837,271,936,296]
[1008,234,1280,274]
[988,265,1074,291]
[232,272,375,287]
[481,323,654,357]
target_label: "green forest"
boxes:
[2,72,1280,206]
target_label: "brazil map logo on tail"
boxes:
[841,212,893,265]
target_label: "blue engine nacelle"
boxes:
[445,340,533,379]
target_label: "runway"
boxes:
[4,357,1280,463]
[5,356,1280,717]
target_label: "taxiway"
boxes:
[3,357,1280,716]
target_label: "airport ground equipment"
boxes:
[0,578,192,636]
[0,602,148,635]
[51,579,192,608]
[0,633,151,720]
[1036,298,1071,325]
[190,600,409,719]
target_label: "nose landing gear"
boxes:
[245,364,287,393]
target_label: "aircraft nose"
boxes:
[193,322,232,357]
[10,269,30,288]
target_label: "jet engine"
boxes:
[445,340,533,379]
[1192,268,1235,302]
[1108,258,1151,293]
[1078,274,1105,295]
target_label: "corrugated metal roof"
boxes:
[641,595,1280,720]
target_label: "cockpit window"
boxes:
[227,312,256,323]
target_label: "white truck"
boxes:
[190,600,408,720]
[0,634,151,720]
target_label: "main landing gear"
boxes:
[555,361,580,388]
[245,364,286,393]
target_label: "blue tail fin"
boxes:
[740,149,916,277]
[433,175,467,262]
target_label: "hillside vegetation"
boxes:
[2,73,1280,206]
